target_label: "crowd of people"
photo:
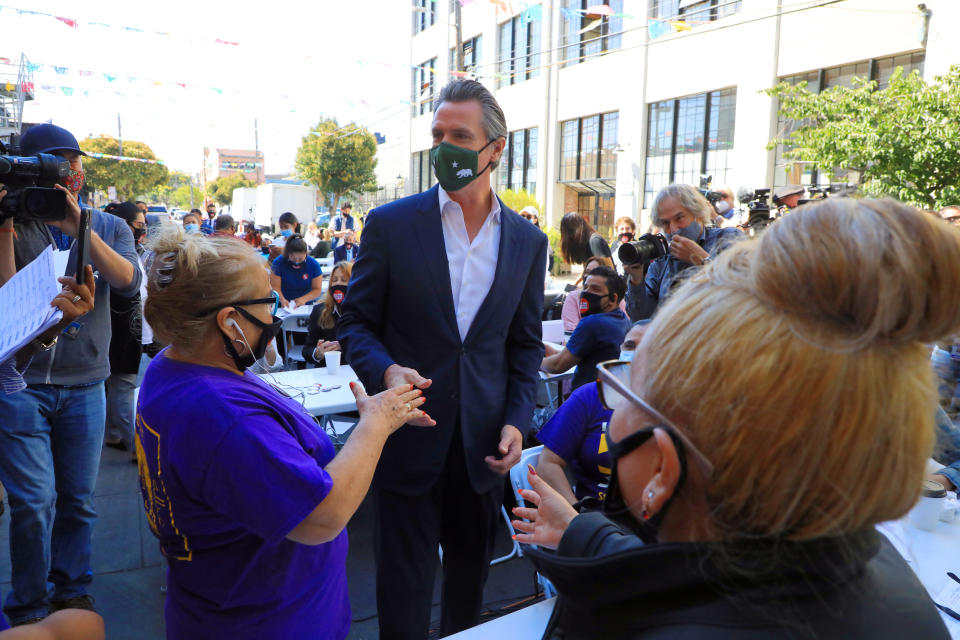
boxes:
[0,78,958,640]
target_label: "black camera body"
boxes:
[747,188,773,231]
[618,232,669,266]
[698,174,724,205]
[0,141,69,223]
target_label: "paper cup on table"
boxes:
[324,351,341,375]
[908,480,946,531]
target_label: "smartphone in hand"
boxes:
[73,209,91,286]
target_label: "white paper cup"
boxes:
[324,351,341,375]
[908,480,947,531]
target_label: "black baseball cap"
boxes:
[20,123,87,157]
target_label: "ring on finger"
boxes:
[71,295,81,303]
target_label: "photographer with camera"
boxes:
[625,184,743,322]
[0,124,142,626]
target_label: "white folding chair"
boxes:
[280,313,311,367]
[508,445,557,598]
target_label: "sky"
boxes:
[4,0,412,177]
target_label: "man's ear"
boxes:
[646,427,681,516]
[491,137,506,165]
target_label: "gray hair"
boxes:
[436,80,508,143]
[650,183,714,228]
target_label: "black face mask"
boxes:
[220,306,283,372]
[133,227,146,242]
[579,291,610,318]
[601,426,688,543]
[330,284,347,307]
[619,232,634,243]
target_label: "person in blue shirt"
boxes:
[541,265,631,390]
[330,203,355,251]
[626,183,743,321]
[269,235,324,309]
[200,203,217,235]
[332,230,359,263]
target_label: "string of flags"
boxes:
[0,4,240,48]
[86,152,165,165]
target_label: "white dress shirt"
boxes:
[438,186,502,342]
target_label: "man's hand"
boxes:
[669,235,709,266]
[383,364,435,426]
[928,473,956,492]
[623,261,646,286]
[511,466,578,549]
[49,184,82,237]
[484,424,522,474]
[543,342,558,357]
[52,265,96,326]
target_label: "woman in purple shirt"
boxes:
[136,227,429,640]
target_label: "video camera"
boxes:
[798,183,856,205]
[746,188,774,231]
[698,174,725,205]
[618,232,669,266]
[0,139,69,223]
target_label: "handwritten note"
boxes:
[0,246,64,364]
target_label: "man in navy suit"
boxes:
[338,80,547,639]
[332,229,359,263]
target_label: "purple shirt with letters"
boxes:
[537,382,613,501]
[136,351,349,640]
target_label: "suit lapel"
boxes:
[464,197,521,344]
[413,185,460,341]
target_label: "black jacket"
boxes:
[302,304,341,366]
[526,512,949,640]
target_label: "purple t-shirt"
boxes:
[536,382,612,500]
[136,351,349,640]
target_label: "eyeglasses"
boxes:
[596,360,714,478]
[194,289,280,318]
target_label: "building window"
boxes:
[412,150,435,193]
[560,112,619,182]
[450,36,482,77]
[578,193,616,240]
[412,58,437,116]
[413,0,437,34]
[643,88,736,208]
[497,10,541,88]
[560,0,623,68]
[773,52,925,186]
[496,126,539,196]
[651,0,741,23]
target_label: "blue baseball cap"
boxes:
[20,123,87,157]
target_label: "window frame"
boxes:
[497,10,542,88]
[496,126,539,196]
[559,111,620,183]
[450,35,483,77]
[412,57,438,116]
[413,0,438,35]
[643,88,737,208]
[560,0,624,68]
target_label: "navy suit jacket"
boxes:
[338,185,547,495]
[333,242,359,263]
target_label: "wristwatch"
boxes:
[32,335,58,351]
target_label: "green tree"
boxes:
[767,65,960,210]
[497,188,542,214]
[141,170,204,209]
[79,135,169,201]
[295,118,378,212]
[206,173,256,206]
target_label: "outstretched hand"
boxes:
[511,465,578,550]
[350,381,434,436]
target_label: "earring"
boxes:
[648,490,654,499]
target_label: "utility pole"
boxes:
[254,117,261,184]
[189,167,195,209]
[454,0,464,73]
[117,113,122,157]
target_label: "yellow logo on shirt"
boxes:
[136,411,192,561]
[598,430,610,475]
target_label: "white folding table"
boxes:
[259,365,360,445]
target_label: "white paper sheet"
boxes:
[0,246,64,364]
[52,248,71,279]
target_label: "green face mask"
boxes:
[429,139,497,192]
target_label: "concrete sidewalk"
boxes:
[0,445,540,639]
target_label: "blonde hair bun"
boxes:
[724,198,960,350]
